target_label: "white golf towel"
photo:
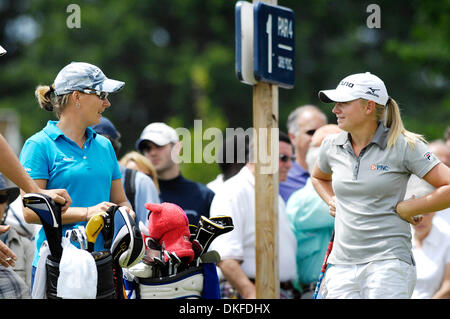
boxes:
[57,237,98,299]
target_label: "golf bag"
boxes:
[124,262,220,299]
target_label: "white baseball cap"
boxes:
[0,45,6,56]
[318,72,389,105]
[136,122,179,150]
[53,62,124,96]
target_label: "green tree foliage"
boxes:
[0,0,448,183]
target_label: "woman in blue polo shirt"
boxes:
[311,72,450,299]
[19,62,134,287]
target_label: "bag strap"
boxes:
[124,168,137,211]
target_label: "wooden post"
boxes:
[253,0,279,297]
[253,81,279,299]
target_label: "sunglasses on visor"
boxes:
[81,89,109,100]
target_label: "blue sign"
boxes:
[254,2,295,89]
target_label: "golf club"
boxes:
[169,252,181,275]
[77,225,88,250]
[101,205,118,249]
[209,215,233,228]
[313,230,335,299]
[66,229,82,248]
[86,213,106,252]
[191,239,203,259]
[194,216,234,255]
[23,193,63,260]
[189,224,198,241]
[110,206,145,268]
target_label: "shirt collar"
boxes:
[333,121,389,150]
[43,121,64,140]
[43,120,97,141]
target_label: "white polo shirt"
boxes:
[411,225,450,298]
[317,122,440,265]
[209,166,297,282]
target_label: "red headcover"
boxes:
[145,202,194,263]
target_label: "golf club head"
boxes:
[101,205,118,249]
[77,226,88,250]
[191,239,203,259]
[195,216,234,255]
[189,224,198,242]
[110,206,145,268]
[23,193,62,259]
[86,213,105,252]
[209,215,234,228]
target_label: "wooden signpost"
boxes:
[235,0,295,298]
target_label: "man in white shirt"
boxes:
[209,131,299,299]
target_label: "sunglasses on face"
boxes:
[141,143,154,152]
[0,194,8,204]
[82,89,109,100]
[280,154,296,163]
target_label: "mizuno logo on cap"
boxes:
[365,87,380,97]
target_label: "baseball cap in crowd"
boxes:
[0,45,6,56]
[318,72,389,106]
[91,116,119,139]
[0,174,20,205]
[53,62,125,96]
[136,122,179,151]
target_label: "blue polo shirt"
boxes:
[279,161,310,202]
[20,121,121,266]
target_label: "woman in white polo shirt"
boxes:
[311,72,450,299]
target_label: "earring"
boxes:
[76,102,80,109]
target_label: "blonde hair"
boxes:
[34,84,71,119]
[372,98,426,149]
[119,151,159,192]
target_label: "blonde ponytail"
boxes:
[380,98,426,149]
[34,84,70,119]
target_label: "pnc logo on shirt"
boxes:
[370,164,389,171]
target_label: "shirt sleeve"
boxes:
[19,139,50,180]
[316,135,333,175]
[106,142,122,181]
[404,139,441,178]
[134,172,160,225]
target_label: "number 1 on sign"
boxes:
[266,14,272,73]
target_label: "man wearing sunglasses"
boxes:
[281,105,327,202]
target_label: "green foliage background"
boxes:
[1,0,449,184]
